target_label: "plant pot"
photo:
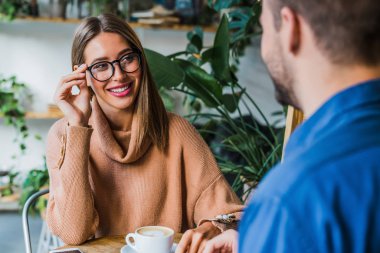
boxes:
[0,192,20,202]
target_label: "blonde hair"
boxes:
[71,14,168,151]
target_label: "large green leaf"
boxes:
[211,15,232,82]
[187,26,203,52]
[223,134,256,154]
[186,44,199,54]
[176,59,222,107]
[221,92,242,113]
[144,48,184,89]
[201,48,214,63]
[229,7,253,43]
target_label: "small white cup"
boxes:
[126,226,174,253]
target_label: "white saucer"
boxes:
[120,243,177,253]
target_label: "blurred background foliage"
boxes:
[146,0,285,201]
[0,0,284,204]
[0,75,32,154]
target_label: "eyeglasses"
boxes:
[87,52,141,82]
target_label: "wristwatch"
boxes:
[209,214,238,224]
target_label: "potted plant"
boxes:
[19,157,49,216]
[145,0,283,202]
[0,170,20,202]
[0,0,20,20]
[0,0,32,20]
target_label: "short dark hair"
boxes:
[268,0,380,66]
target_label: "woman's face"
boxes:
[83,32,141,113]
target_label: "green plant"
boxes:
[146,0,284,201]
[0,75,32,154]
[0,0,18,20]
[159,87,175,112]
[0,0,28,21]
[90,0,120,16]
[0,170,19,197]
[19,157,49,215]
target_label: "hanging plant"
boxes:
[0,0,29,21]
[0,75,32,154]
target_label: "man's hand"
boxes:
[202,229,238,253]
[176,222,221,253]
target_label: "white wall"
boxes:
[0,20,280,175]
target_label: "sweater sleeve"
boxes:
[45,120,99,245]
[171,115,244,231]
[195,174,244,231]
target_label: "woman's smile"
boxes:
[107,81,134,97]
[84,32,141,112]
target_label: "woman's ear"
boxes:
[73,65,79,71]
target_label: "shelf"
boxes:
[0,111,63,119]
[0,199,20,211]
[25,111,63,119]
[15,17,217,33]
[0,192,20,211]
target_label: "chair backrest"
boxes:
[22,189,49,253]
[282,106,304,159]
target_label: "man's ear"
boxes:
[280,7,301,55]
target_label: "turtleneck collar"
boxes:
[89,98,152,164]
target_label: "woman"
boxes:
[46,14,243,252]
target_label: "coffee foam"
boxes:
[138,227,171,237]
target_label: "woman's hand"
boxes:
[202,229,238,253]
[176,222,221,253]
[54,64,92,127]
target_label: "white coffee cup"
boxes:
[126,226,174,253]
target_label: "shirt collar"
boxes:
[284,78,380,159]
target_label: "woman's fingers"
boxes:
[85,68,94,90]
[53,64,91,126]
[56,99,80,121]
[59,72,86,85]
[202,230,238,253]
[176,223,221,253]
[176,230,192,253]
[55,79,86,101]
[188,230,203,253]
[73,63,88,73]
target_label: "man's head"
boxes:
[260,0,380,109]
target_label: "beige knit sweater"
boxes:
[46,101,243,245]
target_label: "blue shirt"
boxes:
[239,79,380,253]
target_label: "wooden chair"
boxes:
[282,106,304,159]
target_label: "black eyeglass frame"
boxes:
[87,51,141,82]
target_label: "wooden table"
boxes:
[57,233,182,253]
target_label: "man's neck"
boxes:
[298,64,380,118]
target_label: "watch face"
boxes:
[215,214,237,223]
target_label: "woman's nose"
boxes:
[112,62,127,81]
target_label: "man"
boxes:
[203,0,380,252]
